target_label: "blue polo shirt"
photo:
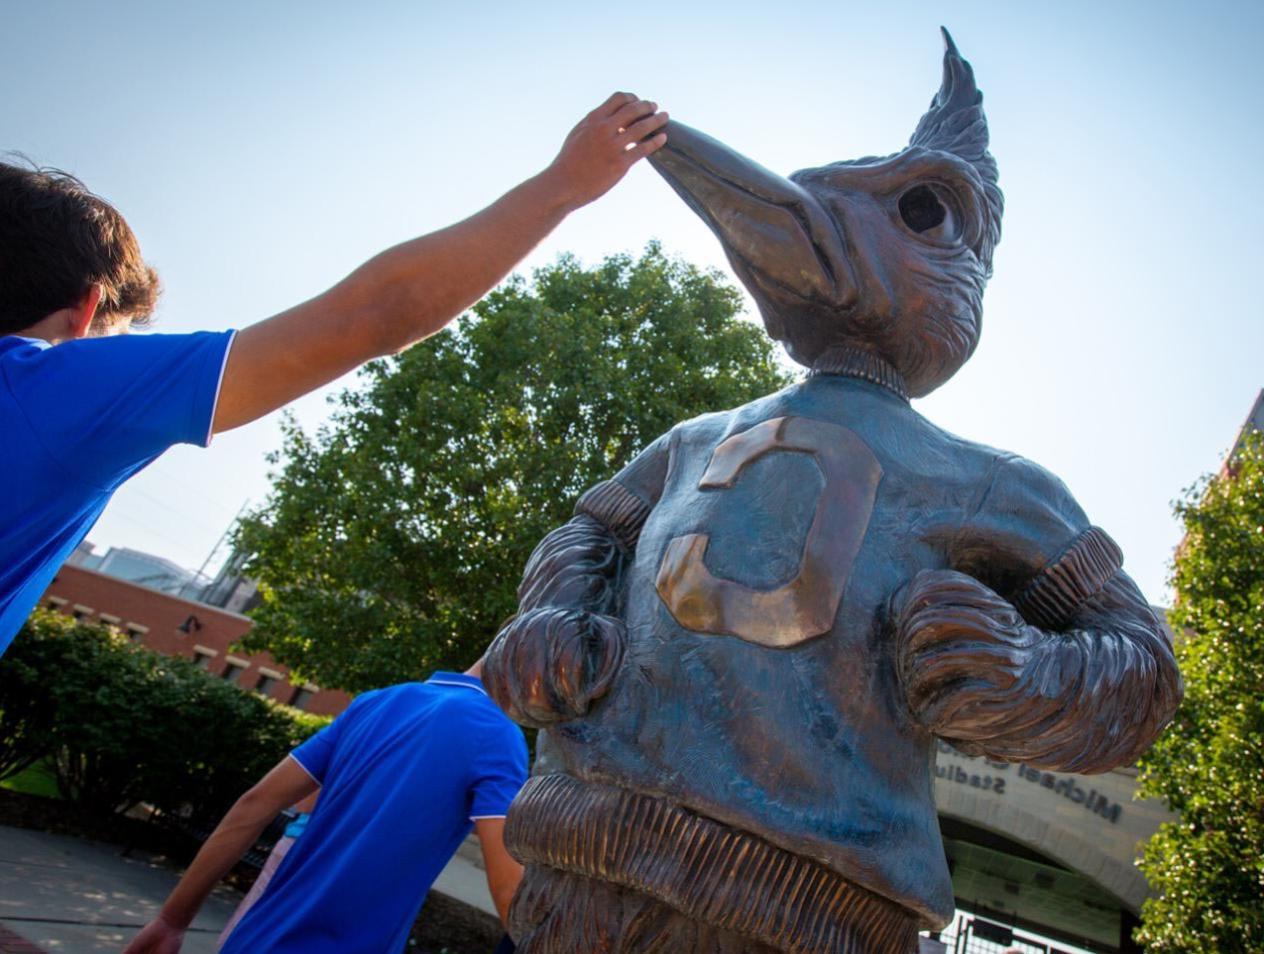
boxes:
[222,674,529,954]
[0,331,235,653]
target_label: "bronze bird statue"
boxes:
[486,29,1181,954]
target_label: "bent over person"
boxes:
[0,92,667,653]
[125,660,528,953]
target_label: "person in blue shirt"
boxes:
[125,661,529,953]
[0,92,668,654]
[215,791,318,946]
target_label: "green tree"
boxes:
[1136,432,1264,952]
[236,244,792,692]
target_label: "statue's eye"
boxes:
[898,185,948,233]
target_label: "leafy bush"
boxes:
[0,610,328,820]
[1136,432,1264,952]
[0,614,67,779]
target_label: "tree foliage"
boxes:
[0,616,61,780]
[1136,432,1264,952]
[236,244,793,692]
[0,610,327,819]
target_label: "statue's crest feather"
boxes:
[909,27,1003,272]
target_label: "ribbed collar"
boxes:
[426,671,488,696]
[809,346,909,402]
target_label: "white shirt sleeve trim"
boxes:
[469,814,508,821]
[203,329,238,447]
[428,678,489,697]
[288,752,322,787]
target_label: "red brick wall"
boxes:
[41,565,351,717]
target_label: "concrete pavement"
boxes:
[0,824,240,952]
[0,823,498,952]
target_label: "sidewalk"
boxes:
[0,822,499,952]
[0,824,240,952]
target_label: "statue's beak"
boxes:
[649,121,853,313]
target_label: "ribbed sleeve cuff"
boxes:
[1013,526,1123,630]
[575,480,651,552]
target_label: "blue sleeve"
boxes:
[468,723,529,819]
[2,331,235,488]
[289,689,377,785]
[290,719,343,786]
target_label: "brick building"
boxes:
[41,564,351,717]
[1222,387,1264,477]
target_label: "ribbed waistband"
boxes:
[507,774,920,954]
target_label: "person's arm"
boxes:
[212,93,668,434]
[123,757,318,954]
[474,816,523,929]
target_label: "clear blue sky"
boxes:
[4,0,1261,603]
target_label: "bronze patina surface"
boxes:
[656,416,882,646]
[486,29,1182,953]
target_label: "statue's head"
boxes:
[650,29,1003,398]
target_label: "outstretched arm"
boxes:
[212,93,668,433]
[898,459,1182,773]
[123,757,318,953]
[485,433,671,726]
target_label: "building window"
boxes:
[125,623,148,643]
[71,604,94,621]
[221,661,248,684]
[46,597,68,610]
[191,649,216,670]
[289,687,314,711]
[255,673,277,697]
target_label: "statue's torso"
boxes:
[542,375,1005,923]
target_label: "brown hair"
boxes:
[0,159,160,336]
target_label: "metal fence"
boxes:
[921,913,1081,954]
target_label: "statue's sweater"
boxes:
[491,372,1180,938]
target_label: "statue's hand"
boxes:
[484,607,626,728]
[895,569,1044,746]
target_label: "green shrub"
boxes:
[0,611,71,779]
[0,610,330,820]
